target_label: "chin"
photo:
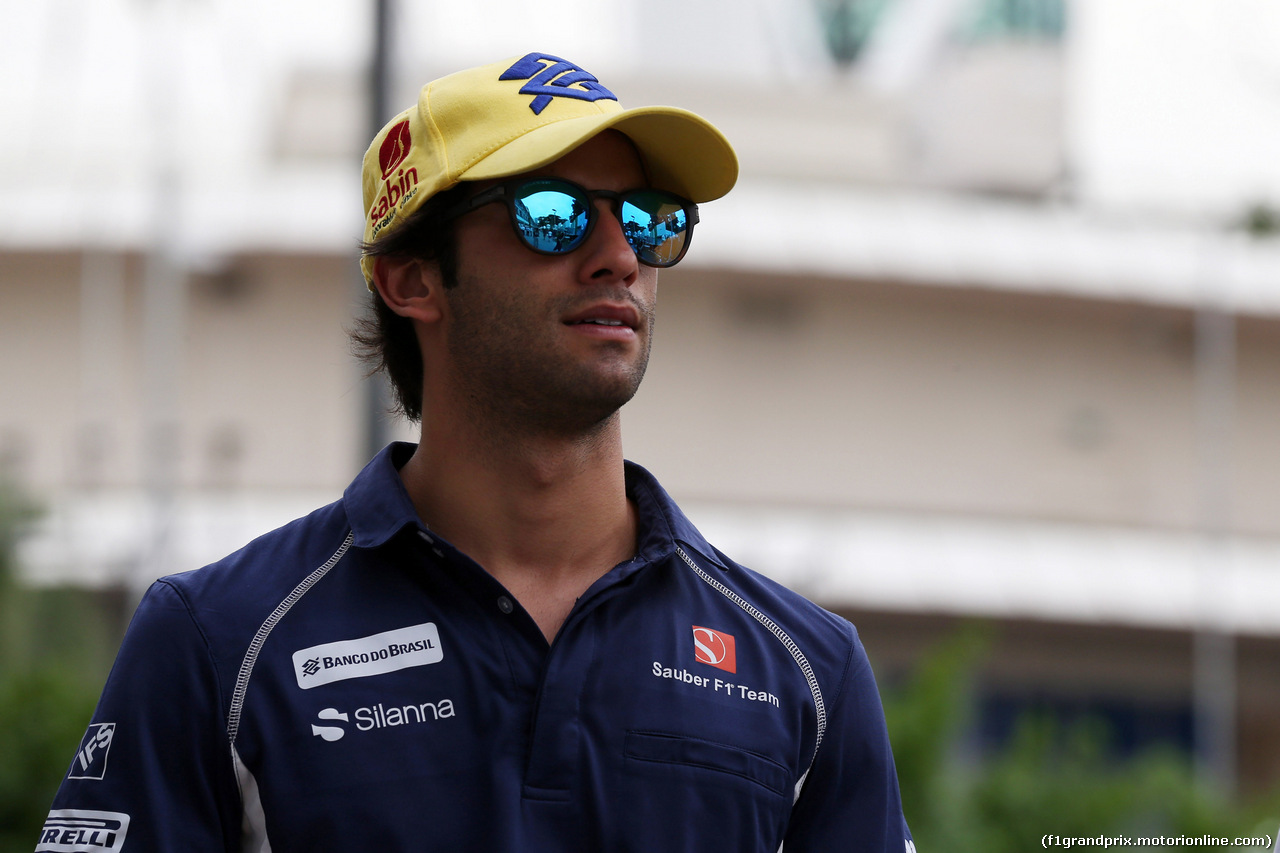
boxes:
[541,375,643,434]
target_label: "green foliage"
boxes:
[1242,203,1280,239]
[0,667,100,851]
[0,481,120,853]
[882,627,1280,852]
[0,481,39,585]
[879,624,989,837]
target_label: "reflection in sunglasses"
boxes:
[446,177,699,267]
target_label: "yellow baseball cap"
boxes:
[359,52,739,284]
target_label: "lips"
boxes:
[563,303,641,331]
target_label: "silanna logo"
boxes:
[292,623,443,689]
[692,626,736,673]
[311,698,455,742]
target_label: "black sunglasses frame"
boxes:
[442,177,700,268]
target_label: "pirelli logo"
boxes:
[37,810,129,852]
[291,623,443,689]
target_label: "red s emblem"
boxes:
[379,120,413,179]
[692,626,736,674]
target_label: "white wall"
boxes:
[1068,0,1280,216]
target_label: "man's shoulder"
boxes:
[156,496,353,626]
[679,541,860,670]
[626,461,860,662]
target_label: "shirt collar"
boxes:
[624,460,726,570]
[343,442,725,570]
[343,442,424,549]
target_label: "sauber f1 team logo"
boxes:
[692,626,736,673]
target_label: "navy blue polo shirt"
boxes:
[42,443,913,852]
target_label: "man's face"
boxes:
[439,131,658,435]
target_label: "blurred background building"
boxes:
[2,0,1279,798]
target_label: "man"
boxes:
[41,53,914,852]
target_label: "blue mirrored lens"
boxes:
[506,181,692,266]
[621,191,689,266]
[512,182,589,253]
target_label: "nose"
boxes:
[577,199,640,286]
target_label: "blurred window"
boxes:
[814,0,1065,69]
[959,0,1066,43]
[814,0,896,66]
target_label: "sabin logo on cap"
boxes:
[379,120,412,179]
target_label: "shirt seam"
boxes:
[674,545,826,799]
[225,529,354,747]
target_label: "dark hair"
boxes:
[350,184,471,422]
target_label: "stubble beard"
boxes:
[443,279,656,443]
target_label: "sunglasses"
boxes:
[443,177,700,268]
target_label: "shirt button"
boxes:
[497,596,514,614]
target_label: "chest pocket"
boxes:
[624,730,791,796]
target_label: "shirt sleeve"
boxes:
[38,580,241,852]
[781,627,915,853]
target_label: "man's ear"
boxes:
[371,256,445,324]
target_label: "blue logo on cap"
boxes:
[499,53,617,115]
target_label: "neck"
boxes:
[398,410,637,641]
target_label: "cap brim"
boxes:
[459,106,738,203]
